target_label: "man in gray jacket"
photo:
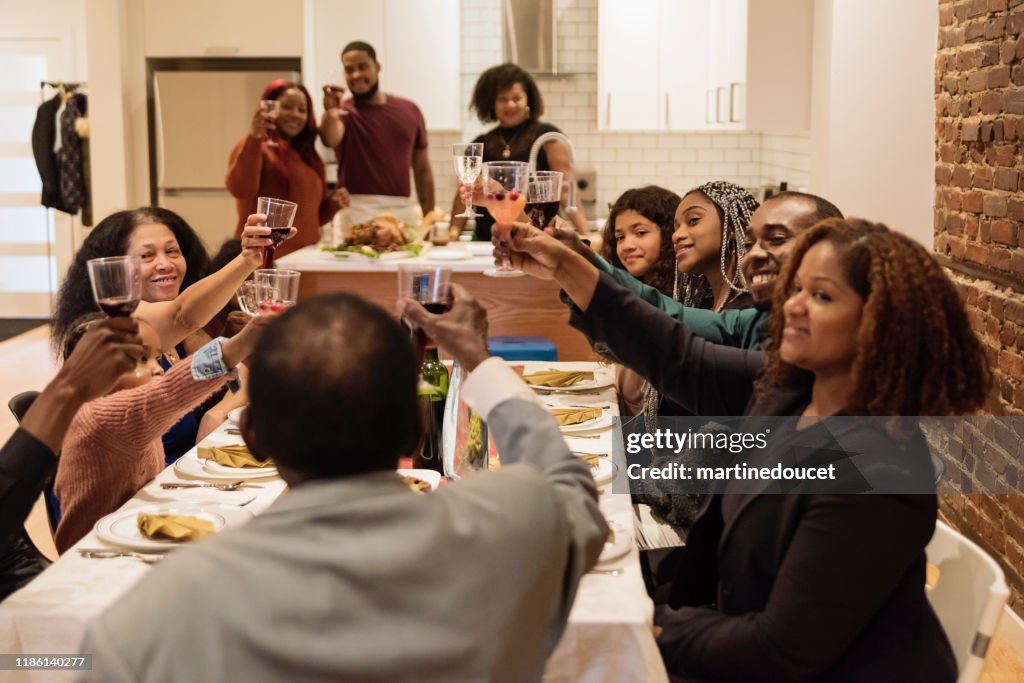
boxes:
[80,287,608,683]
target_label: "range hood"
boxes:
[503,0,557,74]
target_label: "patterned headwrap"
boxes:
[643,180,759,426]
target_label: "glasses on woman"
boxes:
[452,143,483,219]
[87,255,142,318]
[481,161,527,278]
[524,171,563,229]
[259,99,279,147]
[256,196,298,269]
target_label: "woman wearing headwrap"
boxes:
[226,80,343,261]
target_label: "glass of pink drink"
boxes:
[481,160,528,278]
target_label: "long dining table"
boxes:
[0,361,667,683]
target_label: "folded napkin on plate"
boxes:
[198,444,271,469]
[137,513,214,541]
[523,370,594,387]
[549,407,602,426]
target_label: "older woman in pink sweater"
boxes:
[54,312,270,553]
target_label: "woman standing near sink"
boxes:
[451,63,589,239]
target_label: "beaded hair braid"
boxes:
[640,181,758,425]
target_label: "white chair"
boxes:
[925,519,1010,683]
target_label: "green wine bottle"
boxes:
[414,346,449,474]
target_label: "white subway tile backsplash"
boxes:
[697,149,725,163]
[443,0,811,217]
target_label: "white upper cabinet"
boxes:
[143,0,305,57]
[598,0,661,131]
[599,0,812,132]
[307,0,461,131]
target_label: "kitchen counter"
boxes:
[275,245,599,360]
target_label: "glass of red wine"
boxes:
[256,196,298,268]
[525,171,563,229]
[254,269,300,315]
[87,255,142,318]
[397,265,453,365]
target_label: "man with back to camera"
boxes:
[319,40,435,228]
[79,286,608,683]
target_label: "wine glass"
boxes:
[87,256,142,317]
[397,264,453,366]
[254,269,300,315]
[256,196,298,269]
[236,279,258,317]
[452,143,483,219]
[524,171,563,229]
[259,99,279,147]
[87,255,146,376]
[481,161,528,278]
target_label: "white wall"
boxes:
[810,0,937,246]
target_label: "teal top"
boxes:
[592,254,769,350]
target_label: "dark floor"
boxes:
[0,319,47,343]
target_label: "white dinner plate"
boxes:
[94,504,228,553]
[598,522,633,563]
[423,248,472,261]
[226,406,244,426]
[396,468,442,490]
[461,242,494,256]
[174,450,279,481]
[380,250,416,261]
[557,412,613,434]
[525,372,614,393]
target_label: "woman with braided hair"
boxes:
[508,218,987,680]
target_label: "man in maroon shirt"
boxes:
[320,41,435,227]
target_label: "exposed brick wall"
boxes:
[935,0,1024,618]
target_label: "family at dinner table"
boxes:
[0,36,995,683]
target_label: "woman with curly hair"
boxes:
[507,219,988,681]
[52,207,282,462]
[452,63,588,238]
[227,79,342,262]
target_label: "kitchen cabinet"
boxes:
[598,0,811,132]
[143,0,305,57]
[307,0,461,131]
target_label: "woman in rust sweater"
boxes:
[227,80,342,261]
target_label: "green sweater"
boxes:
[593,255,768,349]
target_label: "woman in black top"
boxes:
[507,219,989,681]
[452,63,588,239]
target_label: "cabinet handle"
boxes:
[664,93,670,128]
[706,90,715,124]
[716,87,726,123]
[729,82,742,123]
[606,92,611,128]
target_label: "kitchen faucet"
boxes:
[527,132,578,215]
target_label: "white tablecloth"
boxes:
[0,361,667,683]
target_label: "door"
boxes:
[0,34,77,317]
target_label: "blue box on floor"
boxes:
[487,336,557,361]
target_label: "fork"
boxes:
[78,549,164,565]
[160,481,258,491]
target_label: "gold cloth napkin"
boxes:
[523,370,595,387]
[198,444,272,469]
[549,407,602,426]
[137,513,214,541]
